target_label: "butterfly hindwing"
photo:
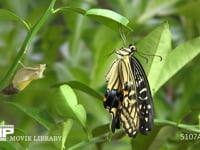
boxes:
[104,60,123,132]
[104,89,122,132]
[118,57,140,137]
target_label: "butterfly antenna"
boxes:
[137,51,162,63]
[136,53,149,63]
[104,50,116,58]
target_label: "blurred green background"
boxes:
[0,0,200,150]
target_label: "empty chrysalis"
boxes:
[2,64,46,95]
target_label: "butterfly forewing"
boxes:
[130,57,154,134]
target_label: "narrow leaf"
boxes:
[131,124,162,150]
[92,124,110,137]
[68,81,102,100]
[175,1,200,20]
[49,120,73,150]
[5,102,55,130]
[53,7,86,15]
[52,81,102,100]
[138,0,177,23]
[155,37,200,92]
[0,9,30,30]
[61,119,73,150]
[0,142,16,150]
[86,8,132,32]
[137,22,171,94]
[10,128,28,148]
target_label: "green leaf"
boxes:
[55,85,89,138]
[53,7,86,15]
[131,124,162,150]
[66,81,102,100]
[0,142,16,150]
[0,120,5,124]
[90,29,122,88]
[147,126,176,150]
[92,124,109,137]
[138,0,178,23]
[61,120,73,150]
[5,102,55,130]
[85,8,132,32]
[175,1,200,20]
[0,9,30,30]
[137,22,171,95]
[53,82,101,100]
[10,128,28,148]
[155,37,200,92]
[49,119,73,150]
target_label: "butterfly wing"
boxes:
[130,57,154,135]
[119,57,140,137]
[104,59,123,132]
[119,56,154,137]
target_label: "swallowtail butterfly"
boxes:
[104,44,154,137]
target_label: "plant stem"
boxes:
[0,0,56,89]
[68,134,107,150]
[155,119,200,133]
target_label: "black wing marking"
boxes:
[130,57,154,134]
